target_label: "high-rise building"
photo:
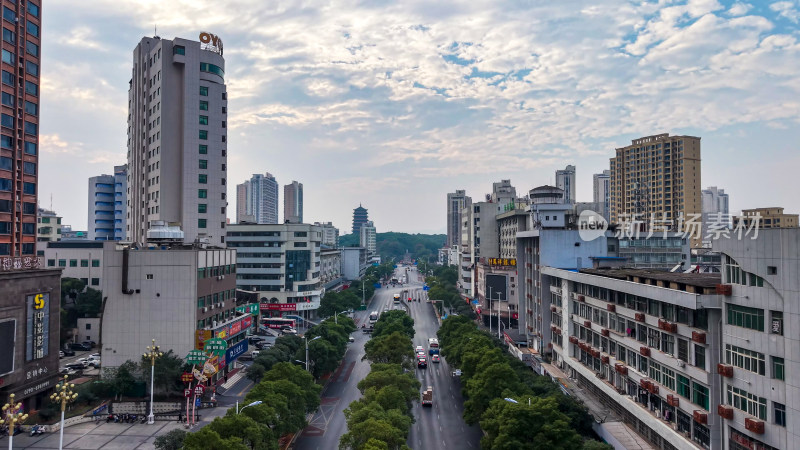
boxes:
[593,170,611,221]
[126,35,228,246]
[238,173,278,224]
[490,180,517,213]
[36,208,62,244]
[88,164,127,241]
[733,207,799,229]
[236,181,249,223]
[555,165,576,204]
[360,220,376,256]
[446,190,471,248]
[352,204,368,235]
[283,180,303,224]
[315,221,339,247]
[0,0,41,258]
[701,186,730,246]
[610,134,701,234]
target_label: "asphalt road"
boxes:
[405,268,483,450]
[295,265,481,450]
[294,278,397,450]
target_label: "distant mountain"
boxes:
[339,232,446,262]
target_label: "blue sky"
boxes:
[40,0,800,234]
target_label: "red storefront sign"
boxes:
[229,321,241,336]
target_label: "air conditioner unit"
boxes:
[202,307,207,313]
[209,304,214,310]
[677,360,685,368]
[212,321,218,327]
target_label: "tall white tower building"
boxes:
[555,165,576,204]
[126,34,228,246]
[593,170,610,221]
[246,173,279,224]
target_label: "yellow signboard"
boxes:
[488,258,516,267]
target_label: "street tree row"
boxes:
[339,309,419,450]
[438,315,613,450]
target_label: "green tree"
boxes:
[480,397,583,450]
[154,429,187,450]
[339,417,410,450]
[363,332,414,367]
[357,364,420,401]
[141,349,186,395]
[103,360,141,400]
[463,362,524,425]
[209,413,278,450]
[582,440,613,450]
[372,310,414,339]
[183,427,249,450]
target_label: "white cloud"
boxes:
[728,2,752,16]
[770,1,800,23]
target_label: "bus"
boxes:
[369,311,379,324]
[262,317,296,329]
[393,294,400,303]
[428,338,439,355]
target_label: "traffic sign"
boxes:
[180,372,194,383]
[184,388,192,398]
[423,286,429,291]
[194,385,205,396]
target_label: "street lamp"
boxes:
[334,310,350,325]
[495,292,503,340]
[1,393,28,450]
[143,339,163,425]
[49,375,78,450]
[305,336,322,372]
[503,397,518,404]
[237,400,262,415]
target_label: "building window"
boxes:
[70,259,78,267]
[27,2,39,18]
[199,62,224,78]
[199,130,207,140]
[767,266,777,275]
[726,303,764,331]
[21,223,34,235]
[198,174,207,184]
[1,7,14,23]
[198,204,207,213]
[26,40,38,57]
[199,159,207,169]
[198,219,207,228]
[91,278,99,286]
[25,61,38,77]
[26,20,38,38]
[92,259,100,267]
[25,80,38,96]
[0,91,12,108]
[198,189,207,199]
[676,374,690,398]
[47,259,55,267]
[146,274,154,280]
[173,45,185,55]
[199,100,208,111]
[0,178,10,191]
[772,356,785,380]
[725,344,765,375]
[24,121,37,135]
[24,142,36,155]
[727,385,766,419]
[23,162,35,175]
[199,115,208,125]
[85,323,92,330]
[24,101,37,116]
[80,260,89,267]
[770,311,783,335]
[23,182,35,194]
[1,70,12,85]
[692,382,709,410]
[0,113,12,128]
[199,144,208,154]
[200,86,208,96]
[1,28,12,44]
[774,402,786,427]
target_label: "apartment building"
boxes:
[227,223,322,312]
[87,164,127,241]
[44,241,105,288]
[594,170,611,221]
[733,207,798,230]
[315,221,339,247]
[609,134,701,234]
[446,190,471,248]
[126,35,228,246]
[359,220,376,256]
[238,173,278,224]
[544,267,724,450]
[497,208,527,259]
[283,180,303,224]
[556,165,576,204]
[320,247,342,289]
[713,228,799,450]
[100,237,239,382]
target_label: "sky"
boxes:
[39,0,800,235]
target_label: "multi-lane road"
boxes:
[294,265,481,450]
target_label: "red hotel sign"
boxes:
[260,303,297,312]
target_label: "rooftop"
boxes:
[579,268,721,289]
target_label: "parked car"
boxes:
[59,350,65,358]
[281,328,298,335]
[251,350,260,359]
[59,367,77,376]
[81,340,96,348]
[238,353,254,362]
[255,341,272,350]
[61,348,75,357]
[89,353,101,359]
[348,336,355,343]
[65,363,84,371]
[75,358,90,368]
[88,359,101,368]
[70,343,91,351]
[248,336,265,344]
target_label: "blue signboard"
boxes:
[374,283,381,289]
[423,286,429,291]
[414,261,418,265]
[472,300,479,305]
[393,265,397,269]
[225,340,248,364]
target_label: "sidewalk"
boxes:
[9,420,188,449]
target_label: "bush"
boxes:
[154,429,188,450]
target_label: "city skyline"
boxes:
[38,1,800,235]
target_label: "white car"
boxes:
[415,346,424,353]
[75,358,90,368]
[88,359,101,368]
[282,328,298,335]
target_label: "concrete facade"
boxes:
[594,170,611,221]
[544,267,724,450]
[88,165,127,241]
[733,207,799,230]
[100,243,237,376]
[76,318,101,344]
[0,269,62,412]
[610,134,702,235]
[44,241,106,288]
[316,222,339,248]
[241,173,279,224]
[36,208,61,243]
[446,190,471,248]
[341,247,367,281]
[360,221,376,256]
[283,181,303,224]
[556,165,576,204]
[714,228,800,450]
[227,223,322,310]
[126,36,228,246]
[320,247,343,289]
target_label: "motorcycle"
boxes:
[30,424,44,436]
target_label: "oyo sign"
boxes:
[199,32,223,55]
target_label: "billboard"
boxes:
[485,274,508,302]
[225,340,248,364]
[26,293,49,361]
[0,319,14,375]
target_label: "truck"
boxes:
[422,386,433,406]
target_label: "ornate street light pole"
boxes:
[50,375,78,450]
[1,393,29,450]
[144,339,163,424]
